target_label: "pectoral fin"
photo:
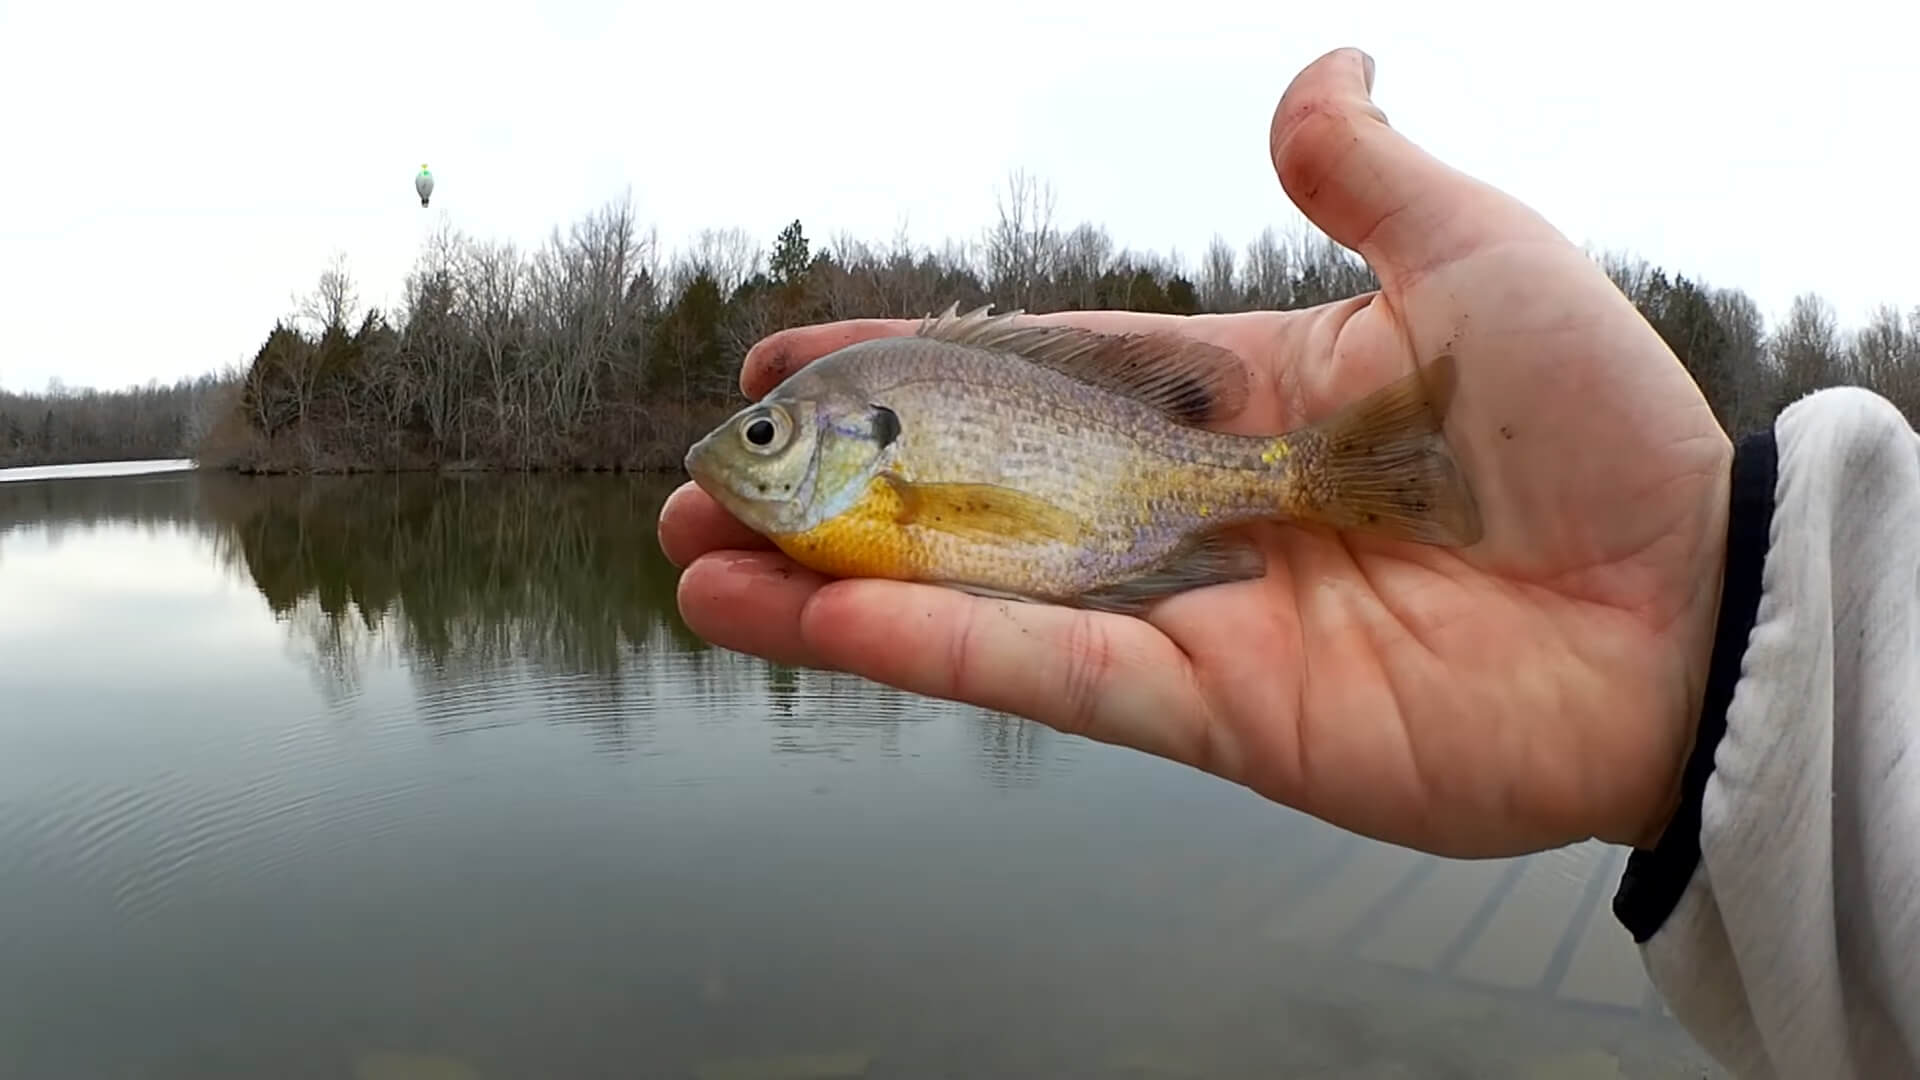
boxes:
[878,473,1086,545]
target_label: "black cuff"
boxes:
[1611,427,1779,944]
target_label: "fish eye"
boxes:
[737,406,791,455]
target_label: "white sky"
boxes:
[1,0,1914,393]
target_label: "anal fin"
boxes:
[928,580,1048,606]
[1071,533,1267,615]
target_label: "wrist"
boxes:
[1613,427,1778,941]
[1631,463,1734,850]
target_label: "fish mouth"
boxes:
[682,440,727,500]
[682,436,770,527]
[683,421,730,480]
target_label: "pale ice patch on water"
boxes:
[0,458,196,484]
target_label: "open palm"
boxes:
[658,48,1732,858]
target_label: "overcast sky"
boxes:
[2,0,1914,393]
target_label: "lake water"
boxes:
[0,463,1724,1079]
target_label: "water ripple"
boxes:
[0,710,447,929]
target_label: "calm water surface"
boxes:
[0,465,1723,1079]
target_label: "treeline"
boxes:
[1599,255,1919,434]
[197,170,1916,473]
[1,375,232,469]
[191,172,1377,474]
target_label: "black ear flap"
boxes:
[869,403,901,448]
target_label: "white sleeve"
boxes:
[1610,386,1920,1078]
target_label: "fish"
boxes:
[682,303,1483,615]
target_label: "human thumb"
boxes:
[1269,48,1561,289]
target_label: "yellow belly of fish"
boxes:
[768,475,926,581]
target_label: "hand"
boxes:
[657,47,1732,858]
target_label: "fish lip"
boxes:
[683,446,726,503]
[683,425,724,484]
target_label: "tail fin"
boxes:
[1296,355,1483,547]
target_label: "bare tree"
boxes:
[298,252,360,335]
[1200,234,1240,312]
[459,237,528,455]
[1851,304,1920,418]
[1242,227,1293,309]
[680,226,760,298]
[1054,223,1113,310]
[398,222,472,458]
[1769,292,1847,413]
[1709,286,1769,431]
[985,168,1060,309]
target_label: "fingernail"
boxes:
[1359,50,1376,94]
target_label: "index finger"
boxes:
[741,318,918,399]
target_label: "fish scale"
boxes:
[875,355,1279,590]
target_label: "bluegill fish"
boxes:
[683,304,1482,615]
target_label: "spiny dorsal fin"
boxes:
[915,302,1250,426]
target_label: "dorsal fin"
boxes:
[915,303,1251,426]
